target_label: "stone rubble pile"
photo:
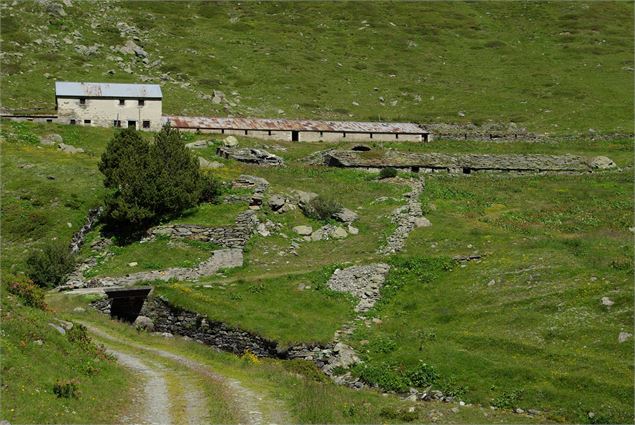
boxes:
[378,178,429,255]
[69,207,102,254]
[217,146,284,166]
[327,263,391,312]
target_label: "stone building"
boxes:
[165,115,430,142]
[55,81,162,131]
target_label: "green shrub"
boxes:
[199,174,223,204]
[53,379,80,399]
[407,361,439,388]
[26,242,75,288]
[352,362,410,392]
[303,196,342,221]
[379,167,398,179]
[368,336,397,354]
[6,276,46,309]
[100,125,204,228]
[379,406,418,422]
[67,324,92,352]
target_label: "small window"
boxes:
[319,131,323,137]
[84,119,91,125]
[113,120,121,127]
[143,120,150,129]
[118,99,125,105]
[70,119,76,125]
[138,99,145,106]
[46,119,53,123]
[395,134,399,140]
[267,130,272,136]
[79,98,86,105]
[370,133,373,139]
[343,132,346,138]
[244,130,248,135]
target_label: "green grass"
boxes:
[85,236,215,278]
[344,172,634,423]
[0,292,131,424]
[1,2,633,133]
[155,266,355,347]
[47,293,543,424]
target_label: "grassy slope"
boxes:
[47,292,542,424]
[0,292,131,424]
[1,1,633,133]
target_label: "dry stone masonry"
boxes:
[319,150,617,174]
[327,263,391,312]
[378,178,429,255]
[217,146,283,166]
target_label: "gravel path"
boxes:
[83,323,277,425]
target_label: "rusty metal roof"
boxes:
[55,81,162,99]
[164,115,426,134]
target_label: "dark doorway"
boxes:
[128,120,136,129]
[462,167,472,174]
[292,131,299,142]
[105,287,152,323]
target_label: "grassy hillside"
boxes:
[1,1,633,133]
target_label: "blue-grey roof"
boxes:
[55,81,162,99]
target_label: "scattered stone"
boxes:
[58,143,84,154]
[73,307,85,313]
[601,297,614,307]
[333,208,358,223]
[217,146,283,166]
[40,133,62,145]
[134,315,154,332]
[347,225,359,235]
[618,332,632,343]
[198,156,223,169]
[451,407,460,413]
[128,262,138,267]
[515,408,525,414]
[487,279,496,286]
[328,263,390,312]
[413,216,432,228]
[222,136,238,147]
[293,225,313,236]
[332,226,348,239]
[47,175,56,180]
[33,339,44,346]
[379,178,425,254]
[185,140,210,149]
[48,322,66,335]
[268,194,287,211]
[589,156,616,170]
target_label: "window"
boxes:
[138,99,145,106]
[267,130,272,136]
[84,119,91,125]
[113,120,121,127]
[70,119,76,125]
[143,120,150,129]
[343,132,346,138]
[118,99,125,105]
[46,119,53,123]
[79,98,86,105]
[244,130,248,135]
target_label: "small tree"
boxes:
[26,242,75,288]
[379,167,398,179]
[303,196,342,221]
[99,127,149,188]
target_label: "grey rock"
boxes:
[618,332,632,343]
[601,297,614,307]
[332,226,348,239]
[217,146,283,166]
[589,156,616,170]
[40,133,62,145]
[222,136,238,147]
[333,208,358,223]
[134,315,155,332]
[413,216,431,228]
[347,225,359,235]
[49,323,66,335]
[268,194,286,211]
[293,225,313,236]
[185,140,210,149]
[198,156,223,169]
[58,143,84,154]
[73,307,86,313]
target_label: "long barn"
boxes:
[165,115,431,143]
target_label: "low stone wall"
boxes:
[321,150,616,174]
[69,207,102,254]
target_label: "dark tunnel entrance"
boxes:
[104,287,152,323]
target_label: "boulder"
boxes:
[601,297,614,307]
[223,136,238,147]
[333,208,358,223]
[58,143,84,154]
[331,342,360,368]
[292,190,318,206]
[268,194,286,211]
[589,156,616,170]
[618,332,632,343]
[332,226,348,239]
[414,216,432,228]
[310,229,325,241]
[134,315,154,332]
[40,133,63,146]
[293,225,313,236]
[347,225,359,235]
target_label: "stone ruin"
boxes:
[314,149,617,174]
[216,146,284,166]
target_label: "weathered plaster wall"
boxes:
[57,98,162,131]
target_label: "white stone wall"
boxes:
[56,97,162,131]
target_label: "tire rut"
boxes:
[83,322,274,425]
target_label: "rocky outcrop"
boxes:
[378,178,428,255]
[217,146,283,166]
[320,150,616,174]
[327,263,391,312]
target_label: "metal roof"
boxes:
[55,81,162,99]
[164,115,426,134]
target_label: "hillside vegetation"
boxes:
[1,1,633,133]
